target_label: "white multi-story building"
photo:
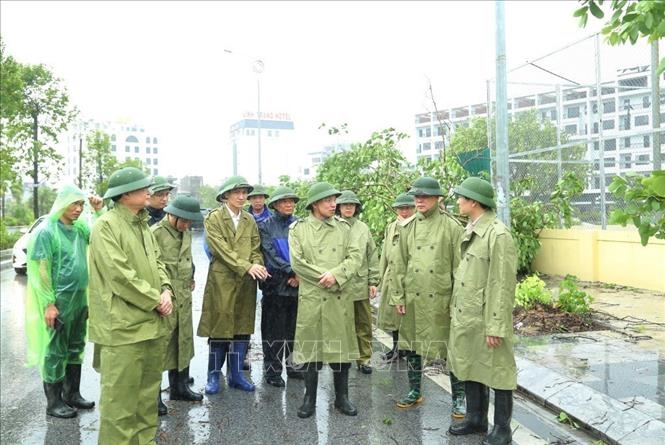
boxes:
[414,65,665,191]
[299,142,352,180]
[229,111,296,186]
[61,118,163,184]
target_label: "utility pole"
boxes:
[652,40,662,171]
[495,1,510,227]
[32,113,39,218]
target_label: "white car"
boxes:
[11,216,47,275]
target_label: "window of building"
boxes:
[153,168,159,175]
[153,137,158,144]
[593,141,599,151]
[153,159,158,165]
[566,106,580,118]
[602,119,614,130]
[303,168,310,176]
[592,103,598,114]
[153,147,158,154]
[125,145,130,152]
[145,147,150,153]
[604,157,615,168]
[621,115,631,130]
[622,153,631,169]
[564,124,577,134]
[594,176,601,189]
[134,146,139,153]
[550,110,557,120]
[267,130,272,137]
[643,96,651,108]
[425,127,431,137]
[111,134,116,141]
[111,145,116,152]
[644,136,650,147]
[416,146,422,154]
[636,154,650,165]
[624,137,631,148]
[312,157,321,163]
[146,137,151,143]
[126,135,139,143]
[422,142,431,151]
[635,115,649,126]
[434,140,444,150]
[603,100,615,113]
[593,122,599,134]
[604,139,616,151]
[146,158,151,165]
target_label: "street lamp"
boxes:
[224,49,265,184]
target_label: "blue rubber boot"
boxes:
[205,341,227,395]
[227,340,255,392]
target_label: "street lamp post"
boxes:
[253,60,264,184]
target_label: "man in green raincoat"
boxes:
[335,190,380,375]
[377,193,414,362]
[289,182,362,419]
[151,196,204,406]
[25,184,103,418]
[447,177,517,445]
[389,176,466,418]
[146,176,175,226]
[88,167,174,445]
[197,176,268,395]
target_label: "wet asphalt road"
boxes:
[0,232,594,444]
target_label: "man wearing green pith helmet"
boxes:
[389,176,466,419]
[88,166,174,445]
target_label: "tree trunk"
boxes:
[32,113,39,218]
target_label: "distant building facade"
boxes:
[229,111,295,185]
[299,142,351,180]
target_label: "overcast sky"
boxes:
[1,1,651,184]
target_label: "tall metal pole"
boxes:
[257,77,262,184]
[78,133,83,188]
[595,34,607,229]
[495,1,510,227]
[652,40,662,171]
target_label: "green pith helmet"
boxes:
[305,182,341,210]
[392,193,415,208]
[407,176,443,197]
[247,184,269,198]
[267,186,299,209]
[164,195,204,221]
[216,176,254,202]
[103,167,153,200]
[336,190,362,214]
[454,177,496,209]
[149,176,175,194]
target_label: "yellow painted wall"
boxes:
[532,227,665,292]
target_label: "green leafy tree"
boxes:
[0,37,24,218]
[199,184,222,209]
[82,129,115,195]
[608,170,665,245]
[316,128,417,244]
[4,62,77,217]
[575,0,665,73]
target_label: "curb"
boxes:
[515,356,665,445]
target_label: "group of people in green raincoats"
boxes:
[25,167,516,445]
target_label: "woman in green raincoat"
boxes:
[376,193,414,362]
[447,177,518,445]
[25,183,103,418]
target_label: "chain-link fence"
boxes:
[486,34,663,227]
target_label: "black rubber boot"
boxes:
[482,389,513,445]
[62,364,95,409]
[44,381,77,418]
[169,368,204,402]
[383,331,400,362]
[297,365,319,418]
[449,381,489,435]
[333,366,357,416]
[158,390,167,416]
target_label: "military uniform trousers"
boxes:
[353,299,373,364]
[98,336,167,445]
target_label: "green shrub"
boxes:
[0,220,22,250]
[557,275,593,314]
[515,275,552,309]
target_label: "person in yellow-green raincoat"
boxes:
[151,196,204,405]
[447,177,518,445]
[25,183,104,419]
[88,167,174,445]
[335,190,380,375]
[376,193,414,363]
[289,182,362,419]
[389,176,466,418]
